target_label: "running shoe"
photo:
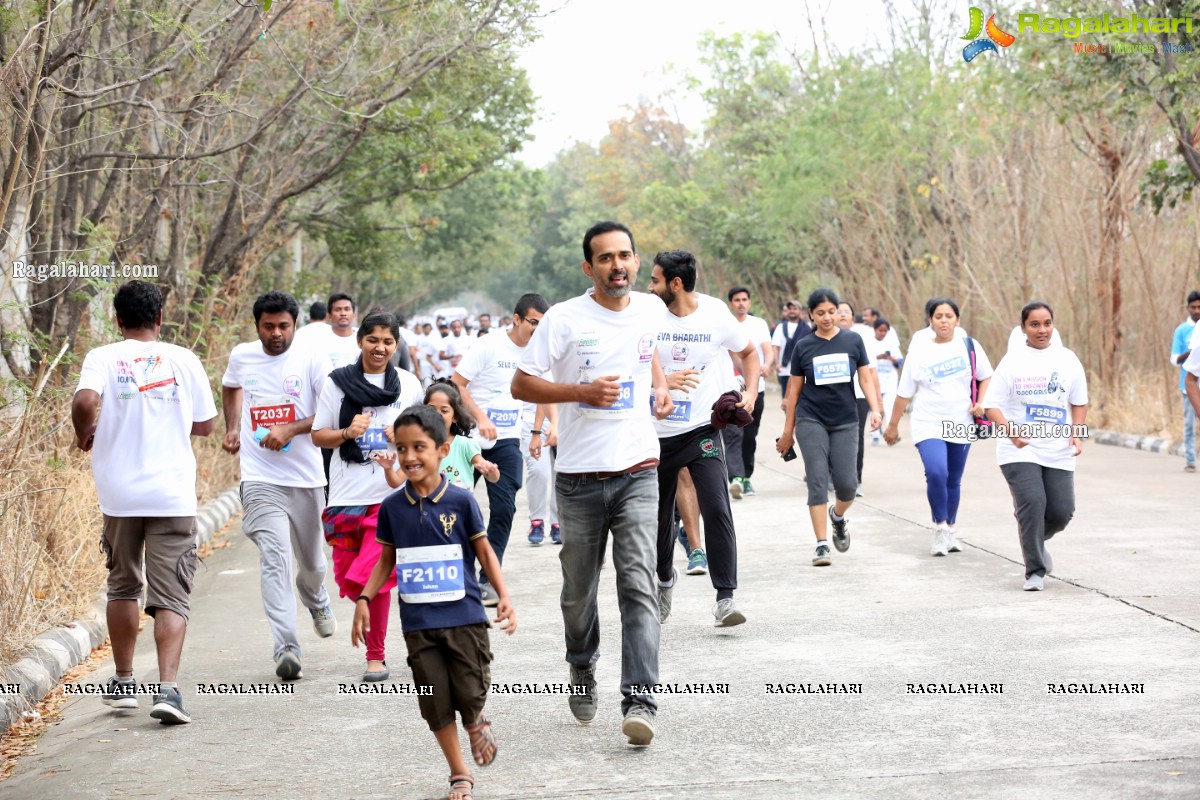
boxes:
[310,605,337,638]
[528,519,545,546]
[713,598,746,627]
[829,506,850,552]
[930,529,949,557]
[150,687,191,724]
[275,648,303,681]
[1186,463,1197,473]
[676,520,688,551]
[812,541,832,566]
[728,477,744,499]
[1023,575,1044,591]
[101,676,138,709]
[742,479,757,497]
[686,548,708,575]
[657,568,676,623]
[855,484,864,497]
[947,527,962,553]
[622,704,656,746]
[568,665,597,723]
[1043,546,1053,575]
[480,582,500,608]
[550,523,562,545]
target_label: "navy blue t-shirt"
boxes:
[376,477,490,633]
[790,329,870,428]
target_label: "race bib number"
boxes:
[877,358,895,375]
[653,396,691,423]
[396,544,465,604]
[356,426,388,452]
[1025,404,1067,425]
[928,356,968,381]
[579,379,635,418]
[249,396,296,428]
[812,354,852,385]
[487,407,520,430]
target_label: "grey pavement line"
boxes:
[0,485,242,728]
[761,461,1200,636]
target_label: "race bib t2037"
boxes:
[250,395,297,428]
[396,544,466,604]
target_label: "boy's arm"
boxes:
[473,536,517,634]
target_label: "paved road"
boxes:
[7,399,1199,799]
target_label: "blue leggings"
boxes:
[914,439,971,525]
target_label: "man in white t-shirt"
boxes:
[323,293,361,369]
[772,299,811,397]
[221,291,335,681]
[72,281,217,725]
[648,253,760,628]
[513,221,673,747]
[453,293,550,605]
[441,318,474,368]
[722,285,773,498]
[292,301,330,349]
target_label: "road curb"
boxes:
[0,486,241,729]
[1091,428,1187,458]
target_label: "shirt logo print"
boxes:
[439,512,458,538]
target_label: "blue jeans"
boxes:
[475,437,524,581]
[1184,393,1196,465]
[556,468,660,714]
[914,439,971,525]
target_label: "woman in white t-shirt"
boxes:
[883,298,992,556]
[982,301,1088,592]
[311,313,423,680]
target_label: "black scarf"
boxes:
[329,357,401,465]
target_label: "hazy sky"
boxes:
[515,0,896,166]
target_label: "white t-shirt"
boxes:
[1006,325,1064,353]
[873,325,902,358]
[983,345,1088,470]
[771,320,809,377]
[873,334,903,396]
[221,342,331,488]
[292,322,330,349]
[735,314,772,379]
[898,336,993,444]
[325,329,361,370]
[443,333,474,365]
[519,290,666,472]
[849,325,879,400]
[654,294,749,437]
[76,340,217,516]
[312,367,424,505]
[455,331,527,449]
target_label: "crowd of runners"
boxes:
[76,218,1188,800]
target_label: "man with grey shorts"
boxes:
[222,291,336,680]
[73,280,217,724]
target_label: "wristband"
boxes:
[355,595,371,604]
[530,429,542,435]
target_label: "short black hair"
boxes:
[393,404,448,448]
[253,291,300,324]
[1188,291,1200,305]
[874,317,890,330]
[328,292,355,311]
[1020,300,1054,326]
[357,312,400,342]
[926,297,960,319]
[582,221,636,264]
[514,293,550,319]
[113,280,163,330]
[308,301,327,321]
[807,288,840,312]
[728,286,750,301]
[653,250,697,292]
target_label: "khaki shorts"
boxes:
[100,515,198,621]
[404,623,492,731]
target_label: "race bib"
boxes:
[579,379,635,418]
[877,358,896,375]
[396,544,465,604]
[486,407,520,430]
[812,354,852,385]
[1025,404,1067,425]
[653,396,691,423]
[249,395,297,428]
[356,426,388,452]
[928,356,968,381]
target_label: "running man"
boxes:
[512,220,673,747]
[723,285,773,498]
[72,280,217,724]
[647,251,761,627]
[222,291,336,680]
[453,293,550,605]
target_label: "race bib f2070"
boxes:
[487,407,520,429]
[396,544,466,604]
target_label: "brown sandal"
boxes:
[464,715,497,766]
[448,773,474,800]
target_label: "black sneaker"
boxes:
[101,676,138,709]
[622,703,656,745]
[568,665,597,723]
[150,687,191,724]
[829,506,850,552]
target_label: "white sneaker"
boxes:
[930,529,949,557]
[946,527,961,553]
[1043,546,1053,575]
[1023,574,1044,591]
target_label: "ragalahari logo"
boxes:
[961,6,1016,62]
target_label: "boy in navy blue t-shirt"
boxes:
[352,404,516,800]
